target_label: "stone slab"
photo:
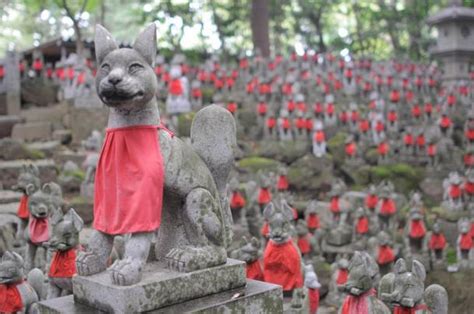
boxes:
[0,190,22,204]
[0,159,57,189]
[26,140,61,157]
[37,280,282,314]
[0,202,17,215]
[11,121,52,141]
[0,115,22,138]
[73,258,247,313]
[54,150,87,166]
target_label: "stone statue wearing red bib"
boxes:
[76,24,236,286]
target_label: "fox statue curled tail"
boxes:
[76,23,236,286]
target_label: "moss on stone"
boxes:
[237,157,282,173]
[446,247,457,265]
[26,148,46,160]
[369,163,424,195]
[177,112,196,137]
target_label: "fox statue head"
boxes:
[94,24,158,110]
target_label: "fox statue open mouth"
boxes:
[76,23,236,286]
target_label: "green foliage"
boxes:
[369,163,424,195]
[177,112,195,137]
[26,148,45,160]
[64,170,85,181]
[446,247,457,265]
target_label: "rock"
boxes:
[0,214,18,255]
[256,140,310,164]
[0,115,22,138]
[26,141,61,158]
[0,159,58,189]
[369,163,425,196]
[11,121,52,141]
[288,154,334,193]
[237,157,284,174]
[420,176,444,205]
[327,132,348,166]
[69,196,93,224]
[21,79,59,106]
[177,111,196,137]
[0,190,22,204]
[52,129,73,145]
[0,138,45,160]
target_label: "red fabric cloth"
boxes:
[377,245,395,265]
[296,102,307,112]
[258,188,272,205]
[379,199,396,215]
[393,304,428,314]
[340,288,375,314]
[330,197,340,214]
[440,117,452,129]
[314,131,325,143]
[411,106,422,118]
[0,65,4,78]
[306,213,320,229]
[49,248,77,278]
[465,129,474,140]
[365,194,378,209]
[257,102,267,116]
[230,191,246,209]
[450,185,462,199]
[295,118,306,129]
[427,144,436,156]
[356,216,369,234]
[376,121,385,133]
[465,153,474,166]
[93,125,164,235]
[191,88,202,98]
[227,102,238,113]
[306,119,313,131]
[464,182,474,195]
[33,59,43,71]
[261,222,269,237]
[359,120,369,132]
[336,268,348,285]
[0,281,23,313]
[297,235,311,254]
[390,90,400,102]
[404,134,414,146]
[246,260,264,281]
[417,135,425,147]
[266,118,276,129]
[447,94,456,106]
[429,233,446,250]
[277,175,289,191]
[29,216,49,244]
[345,143,356,156]
[263,240,303,291]
[378,142,389,155]
[388,111,398,122]
[308,288,320,314]
[169,79,183,95]
[287,101,296,112]
[460,233,473,250]
[17,195,29,219]
[409,220,426,239]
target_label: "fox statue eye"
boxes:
[101,63,111,73]
[129,63,144,74]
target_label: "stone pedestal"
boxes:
[38,259,283,313]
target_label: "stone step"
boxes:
[0,190,22,204]
[37,280,282,314]
[0,115,22,138]
[26,140,62,158]
[11,121,53,141]
[0,159,57,189]
[71,258,247,313]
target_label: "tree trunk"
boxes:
[250,0,270,57]
[73,23,84,56]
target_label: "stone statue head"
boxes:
[238,236,260,263]
[0,251,24,284]
[27,182,63,219]
[48,208,84,252]
[339,251,379,296]
[94,24,158,109]
[263,201,294,244]
[13,164,41,194]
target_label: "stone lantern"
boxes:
[427,0,474,84]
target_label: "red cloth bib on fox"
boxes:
[49,248,77,278]
[17,195,29,219]
[0,281,23,313]
[340,288,375,314]
[263,240,303,291]
[29,216,49,244]
[93,125,164,235]
[246,260,264,281]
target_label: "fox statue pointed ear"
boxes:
[95,24,118,65]
[133,23,157,66]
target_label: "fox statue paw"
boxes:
[165,245,227,272]
[109,257,143,286]
[76,251,107,276]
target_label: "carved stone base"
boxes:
[68,258,247,313]
[37,279,282,314]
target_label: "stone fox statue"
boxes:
[76,24,236,286]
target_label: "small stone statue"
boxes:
[25,182,63,272]
[237,236,263,281]
[379,258,448,314]
[46,208,84,299]
[338,251,390,314]
[263,202,303,296]
[304,264,321,314]
[428,221,447,270]
[456,218,473,270]
[296,219,312,258]
[312,121,326,158]
[0,252,45,313]
[305,200,321,234]
[375,231,396,276]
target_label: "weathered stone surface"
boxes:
[0,159,57,189]
[0,115,22,138]
[20,102,68,123]
[0,202,19,215]
[37,280,282,314]
[0,190,22,204]
[11,121,52,141]
[0,138,42,160]
[52,129,73,145]
[21,79,59,107]
[72,259,247,313]
[69,196,93,224]
[256,140,311,164]
[288,154,334,193]
[26,140,61,158]
[54,151,87,165]
[69,107,108,144]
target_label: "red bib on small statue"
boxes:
[49,248,77,278]
[94,125,164,235]
[246,260,264,281]
[17,195,29,219]
[0,281,23,313]
[263,240,303,291]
